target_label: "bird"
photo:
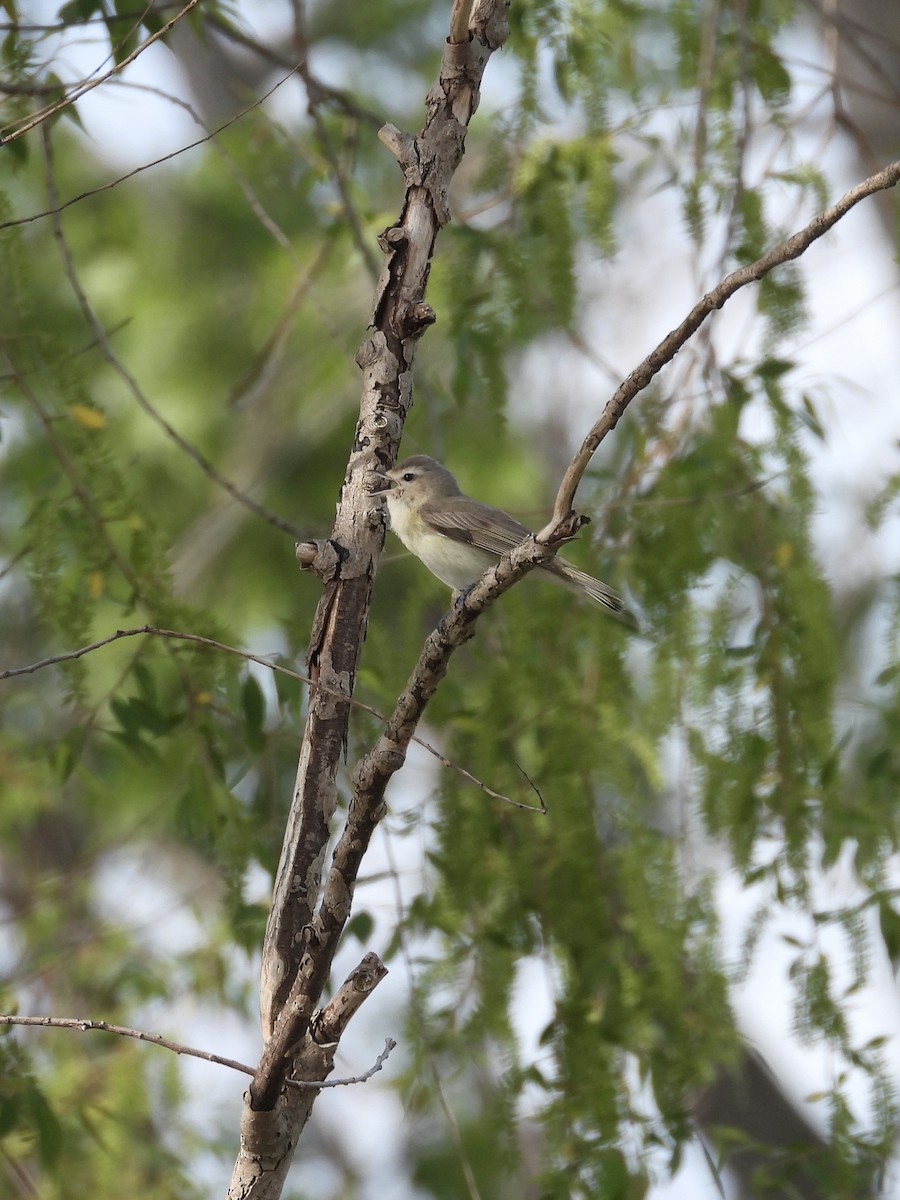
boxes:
[373,454,623,614]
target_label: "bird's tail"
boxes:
[552,560,624,614]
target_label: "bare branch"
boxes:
[543,156,900,533]
[449,0,476,44]
[0,625,535,809]
[0,1011,394,1091]
[378,123,418,169]
[204,9,383,128]
[0,65,304,232]
[0,4,183,34]
[307,952,390,1048]
[0,1013,258,1077]
[252,517,574,1110]
[244,9,512,1163]
[228,955,391,1198]
[0,1,202,146]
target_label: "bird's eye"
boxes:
[401,472,416,482]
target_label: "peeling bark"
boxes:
[228,5,511,1196]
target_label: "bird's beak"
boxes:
[369,471,395,496]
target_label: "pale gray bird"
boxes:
[374,455,623,614]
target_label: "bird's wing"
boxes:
[423,503,532,556]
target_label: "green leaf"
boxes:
[752,43,791,106]
[879,900,900,968]
[111,695,181,738]
[798,394,825,440]
[56,0,104,23]
[346,910,374,943]
[26,1086,63,1169]
[241,674,266,751]
[140,9,164,35]
[57,726,87,781]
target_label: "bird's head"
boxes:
[372,455,462,508]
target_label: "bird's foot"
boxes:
[451,585,474,616]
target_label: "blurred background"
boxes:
[2,1,900,1196]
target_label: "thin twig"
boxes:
[0,1014,395,1090]
[515,763,546,813]
[0,63,304,232]
[543,156,900,534]
[0,4,183,33]
[0,625,536,809]
[204,10,383,128]
[1,1,202,145]
[291,2,380,278]
[114,78,305,267]
[40,128,304,541]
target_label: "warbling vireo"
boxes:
[374,455,623,614]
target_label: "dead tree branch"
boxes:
[230,956,391,1197]
[229,4,511,1196]
[0,623,535,809]
[252,520,574,1112]
[0,988,394,1091]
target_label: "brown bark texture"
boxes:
[227,4,511,1197]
